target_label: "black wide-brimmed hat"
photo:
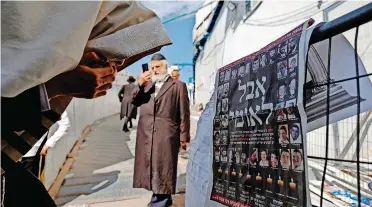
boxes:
[127,76,136,83]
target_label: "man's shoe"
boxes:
[123,126,129,132]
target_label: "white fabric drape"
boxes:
[1,1,172,97]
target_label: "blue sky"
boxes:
[125,1,203,84]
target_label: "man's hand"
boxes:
[180,141,187,150]
[40,145,51,156]
[138,71,151,86]
[46,52,117,99]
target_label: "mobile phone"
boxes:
[142,63,149,73]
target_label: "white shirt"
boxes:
[154,75,170,97]
[23,111,70,157]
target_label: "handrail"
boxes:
[310,3,372,44]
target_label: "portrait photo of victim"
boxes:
[253,57,260,72]
[288,79,297,98]
[259,149,269,167]
[223,83,230,97]
[285,99,296,108]
[288,36,298,54]
[214,131,221,146]
[287,103,296,120]
[214,119,221,129]
[219,71,225,83]
[238,65,245,78]
[231,69,237,79]
[228,148,235,163]
[216,101,221,116]
[291,149,304,171]
[290,123,302,144]
[214,148,221,162]
[260,53,268,68]
[249,148,258,166]
[241,152,248,165]
[220,130,228,145]
[221,98,229,113]
[288,55,298,74]
[279,43,288,58]
[277,60,288,79]
[280,149,291,169]
[276,108,287,121]
[278,85,287,103]
[221,115,229,128]
[221,148,228,162]
[218,85,224,98]
[269,48,276,65]
[245,61,251,74]
[235,151,241,164]
[278,125,289,144]
[270,151,279,168]
[224,69,231,82]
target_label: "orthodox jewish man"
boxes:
[132,53,190,207]
[118,76,138,132]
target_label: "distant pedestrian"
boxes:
[171,69,180,80]
[118,76,138,132]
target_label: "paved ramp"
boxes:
[55,114,151,206]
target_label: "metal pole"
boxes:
[309,3,372,44]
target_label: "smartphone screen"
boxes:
[142,63,149,73]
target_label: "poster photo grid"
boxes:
[212,24,308,207]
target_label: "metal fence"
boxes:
[304,3,372,207]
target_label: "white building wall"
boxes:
[195,1,327,105]
[192,1,372,206]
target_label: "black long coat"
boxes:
[118,83,138,119]
[131,77,190,194]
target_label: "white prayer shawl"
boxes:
[1,1,172,97]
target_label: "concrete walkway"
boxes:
[55,110,200,207]
[55,114,152,206]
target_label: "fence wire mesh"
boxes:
[304,6,372,206]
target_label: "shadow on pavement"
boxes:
[54,114,139,206]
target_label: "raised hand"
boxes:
[46,52,118,99]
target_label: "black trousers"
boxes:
[122,116,133,129]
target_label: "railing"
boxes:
[304,3,372,207]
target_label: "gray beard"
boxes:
[151,73,167,83]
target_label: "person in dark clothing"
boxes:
[118,76,138,132]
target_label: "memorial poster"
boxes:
[211,21,312,207]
